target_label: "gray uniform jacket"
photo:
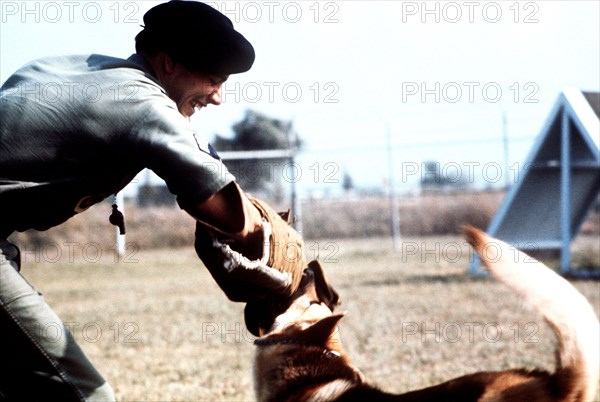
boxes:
[0,54,234,234]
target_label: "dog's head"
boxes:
[244,260,340,337]
[252,261,363,401]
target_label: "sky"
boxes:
[1,0,599,197]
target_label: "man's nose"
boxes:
[208,85,222,105]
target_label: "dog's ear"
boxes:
[307,260,340,311]
[278,209,291,223]
[295,313,344,345]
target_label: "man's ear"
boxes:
[162,52,176,74]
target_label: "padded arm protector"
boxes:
[195,195,306,302]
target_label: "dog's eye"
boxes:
[309,301,321,306]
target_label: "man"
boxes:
[0,1,305,400]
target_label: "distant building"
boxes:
[420,161,470,193]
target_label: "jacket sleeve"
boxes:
[130,99,236,208]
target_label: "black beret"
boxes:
[140,0,255,75]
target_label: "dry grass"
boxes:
[19,236,600,401]
[9,202,195,251]
[301,191,505,238]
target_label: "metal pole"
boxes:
[386,124,401,251]
[287,121,302,233]
[502,110,511,189]
[560,111,571,274]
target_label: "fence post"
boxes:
[288,123,302,233]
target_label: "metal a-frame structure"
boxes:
[469,87,600,276]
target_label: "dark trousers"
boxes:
[0,239,115,401]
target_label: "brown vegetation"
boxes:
[301,191,505,239]
[9,191,599,269]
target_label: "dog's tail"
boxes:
[464,225,600,402]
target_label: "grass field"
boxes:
[19,235,600,401]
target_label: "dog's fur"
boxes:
[253,226,600,402]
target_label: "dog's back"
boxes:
[464,226,600,402]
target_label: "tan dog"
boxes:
[253,226,600,402]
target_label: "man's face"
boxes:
[161,60,228,119]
